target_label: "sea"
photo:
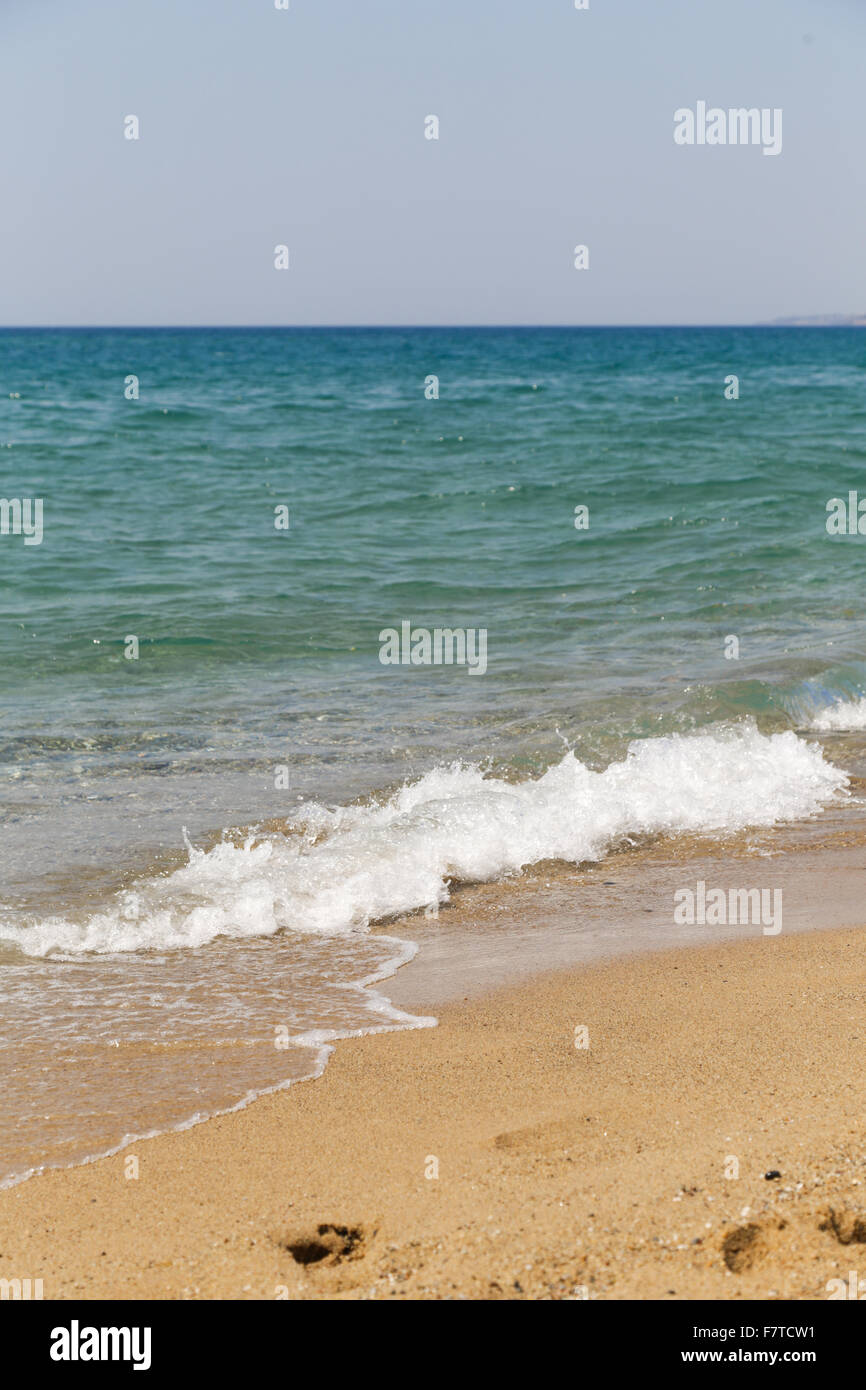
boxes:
[1,325,865,1186]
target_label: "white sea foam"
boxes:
[808,696,866,732]
[1,724,846,958]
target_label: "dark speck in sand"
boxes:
[765,1170,782,1180]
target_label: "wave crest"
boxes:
[1,723,846,957]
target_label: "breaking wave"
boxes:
[0,723,847,958]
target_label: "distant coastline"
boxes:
[768,313,866,326]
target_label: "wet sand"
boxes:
[2,919,866,1300]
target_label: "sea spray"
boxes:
[0,723,846,959]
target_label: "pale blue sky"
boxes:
[1,0,863,324]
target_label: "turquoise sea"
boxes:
[1,325,865,1183]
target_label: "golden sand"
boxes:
[1,923,865,1300]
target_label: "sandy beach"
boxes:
[3,0,866,1339]
[2,918,865,1301]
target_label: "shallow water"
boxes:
[2,326,866,1184]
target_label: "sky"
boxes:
[0,0,864,325]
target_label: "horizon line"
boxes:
[0,321,861,331]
